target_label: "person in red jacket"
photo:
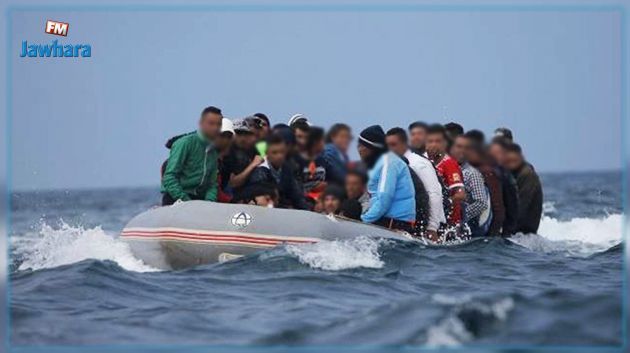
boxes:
[425,124,466,228]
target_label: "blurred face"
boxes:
[465,145,483,165]
[309,139,325,157]
[489,143,506,166]
[215,132,233,152]
[451,136,469,164]
[466,148,483,166]
[504,151,524,172]
[386,134,407,157]
[294,128,309,151]
[254,127,265,140]
[199,113,222,140]
[357,143,372,162]
[345,174,365,199]
[409,127,427,150]
[426,132,448,156]
[323,195,341,214]
[332,128,353,153]
[235,132,257,150]
[266,142,287,168]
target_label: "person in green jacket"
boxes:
[161,106,223,205]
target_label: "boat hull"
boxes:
[121,201,411,270]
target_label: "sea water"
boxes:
[8,171,623,346]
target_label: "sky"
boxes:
[8,5,623,190]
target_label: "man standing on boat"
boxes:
[161,106,223,205]
[358,125,416,233]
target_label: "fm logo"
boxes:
[45,20,69,37]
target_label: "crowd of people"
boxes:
[160,106,543,243]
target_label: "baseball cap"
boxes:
[494,127,513,141]
[233,118,255,133]
[288,113,310,127]
[221,118,235,135]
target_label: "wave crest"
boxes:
[509,214,622,257]
[427,294,515,347]
[285,236,385,271]
[12,221,156,273]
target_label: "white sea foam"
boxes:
[285,236,385,271]
[509,214,623,256]
[13,221,157,273]
[542,201,557,215]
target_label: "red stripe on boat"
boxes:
[120,229,317,245]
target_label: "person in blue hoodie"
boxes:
[323,123,352,185]
[358,125,416,232]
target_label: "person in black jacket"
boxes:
[503,142,543,234]
[489,138,520,235]
[244,133,310,210]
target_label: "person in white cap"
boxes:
[216,118,234,152]
[287,113,310,127]
[215,118,235,202]
[288,114,311,156]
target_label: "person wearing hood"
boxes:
[358,125,416,232]
[161,106,222,205]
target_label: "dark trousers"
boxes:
[374,217,415,233]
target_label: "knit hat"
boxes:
[358,125,386,151]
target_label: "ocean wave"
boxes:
[12,221,157,273]
[10,213,622,273]
[285,236,385,271]
[426,294,515,347]
[509,214,622,257]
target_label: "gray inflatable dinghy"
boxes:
[121,201,414,270]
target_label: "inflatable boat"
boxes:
[121,201,414,270]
